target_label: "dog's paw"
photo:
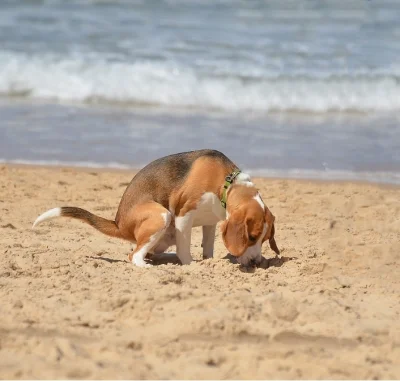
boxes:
[133,258,152,268]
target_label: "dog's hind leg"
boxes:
[127,203,171,267]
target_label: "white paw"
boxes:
[133,258,152,268]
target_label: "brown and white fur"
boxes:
[33,150,279,267]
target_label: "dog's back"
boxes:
[115,149,235,223]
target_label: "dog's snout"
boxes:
[249,258,257,267]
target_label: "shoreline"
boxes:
[3,161,400,190]
[1,99,399,188]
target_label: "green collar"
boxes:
[221,170,241,209]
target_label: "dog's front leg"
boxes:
[175,212,194,265]
[202,224,216,259]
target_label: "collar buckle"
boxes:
[225,170,240,183]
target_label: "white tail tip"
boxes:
[32,207,62,228]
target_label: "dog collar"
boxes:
[221,170,241,209]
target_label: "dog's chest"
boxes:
[192,192,226,227]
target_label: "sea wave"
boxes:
[1,52,400,113]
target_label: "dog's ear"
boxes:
[269,223,280,255]
[221,213,248,257]
[263,207,280,255]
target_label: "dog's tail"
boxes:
[32,207,121,238]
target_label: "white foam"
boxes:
[246,168,400,186]
[1,158,399,186]
[0,158,130,170]
[2,51,400,113]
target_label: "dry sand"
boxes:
[0,164,399,379]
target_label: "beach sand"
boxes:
[0,164,399,379]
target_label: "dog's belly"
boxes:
[152,225,176,254]
[192,192,225,227]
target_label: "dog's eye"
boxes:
[249,235,257,242]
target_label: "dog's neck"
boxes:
[220,172,256,214]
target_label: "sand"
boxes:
[0,164,399,379]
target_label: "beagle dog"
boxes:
[33,149,279,267]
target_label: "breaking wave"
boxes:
[1,51,400,113]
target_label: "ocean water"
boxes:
[0,0,400,183]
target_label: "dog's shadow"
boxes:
[86,253,182,266]
[146,251,295,268]
[86,255,126,264]
[146,252,182,266]
[147,252,295,268]
[223,253,295,272]
[87,252,294,269]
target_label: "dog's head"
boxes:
[221,186,279,267]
